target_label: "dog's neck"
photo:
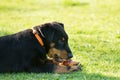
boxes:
[32,29,44,46]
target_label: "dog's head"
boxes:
[34,22,73,61]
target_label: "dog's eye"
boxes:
[62,37,65,41]
[61,38,65,42]
[59,38,65,43]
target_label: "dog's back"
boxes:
[0,29,38,72]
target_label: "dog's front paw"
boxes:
[54,64,81,73]
[67,65,80,72]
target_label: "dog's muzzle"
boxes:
[68,53,73,59]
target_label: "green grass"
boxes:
[0,0,120,80]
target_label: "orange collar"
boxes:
[33,29,44,46]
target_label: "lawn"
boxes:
[0,0,120,80]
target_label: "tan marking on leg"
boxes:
[54,65,79,73]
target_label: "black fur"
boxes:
[0,22,73,73]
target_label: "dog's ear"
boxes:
[40,23,55,43]
[58,22,64,29]
[53,22,64,29]
[46,29,55,43]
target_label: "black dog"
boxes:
[0,22,78,73]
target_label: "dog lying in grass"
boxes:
[0,22,81,73]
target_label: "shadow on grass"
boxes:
[0,72,119,80]
[47,71,120,80]
[78,72,120,80]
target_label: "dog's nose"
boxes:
[68,53,73,59]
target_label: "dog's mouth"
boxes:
[47,51,69,62]
[54,54,68,62]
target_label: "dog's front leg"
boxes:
[26,63,55,73]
